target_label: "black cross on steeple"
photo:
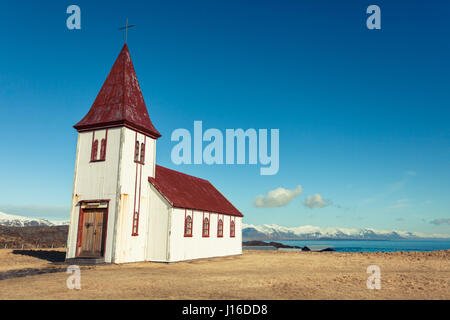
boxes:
[118,18,136,44]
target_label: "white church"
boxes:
[65,44,243,264]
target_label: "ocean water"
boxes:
[273,240,450,252]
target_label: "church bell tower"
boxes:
[66,44,161,263]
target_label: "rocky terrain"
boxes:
[243,240,335,251]
[0,225,68,249]
[0,248,448,299]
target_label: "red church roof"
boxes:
[74,44,161,139]
[148,165,243,217]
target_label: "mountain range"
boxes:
[0,211,447,240]
[243,223,450,240]
[0,212,68,227]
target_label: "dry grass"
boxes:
[0,249,448,299]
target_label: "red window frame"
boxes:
[202,213,210,237]
[217,218,223,238]
[140,142,145,164]
[230,219,235,238]
[91,139,98,162]
[100,138,107,161]
[91,130,108,162]
[134,141,140,162]
[132,211,139,236]
[134,133,146,164]
[184,213,193,237]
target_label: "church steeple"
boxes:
[74,44,161,139]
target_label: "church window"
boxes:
[230,220,235,237]
[184,214,193,237]
[202,216,209,237]
[140,142,145,164]
[134,141,140,162]
[217,219,223,237]
[91,139,98,162]
[90,130,107,162]
[100,138,107,161]
[132,211,139,236]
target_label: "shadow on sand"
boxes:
[0,267,66,280]
[11,249,66,263]
[0,250,68,281]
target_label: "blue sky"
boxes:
[0,0,449,235]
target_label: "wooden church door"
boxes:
[79,209,107,257]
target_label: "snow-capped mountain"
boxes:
[0,211,69,227]
[243,223,450,240]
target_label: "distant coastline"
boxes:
[243,223,450,241]
[244,238,450,241]
[246,239,450,253]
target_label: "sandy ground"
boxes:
[0,249,448,299]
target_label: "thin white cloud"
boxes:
[387,199,409,209]
[359,172,416,207]
[430,218,450,226]
[304,194,330,209]
[253,186,303,208]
